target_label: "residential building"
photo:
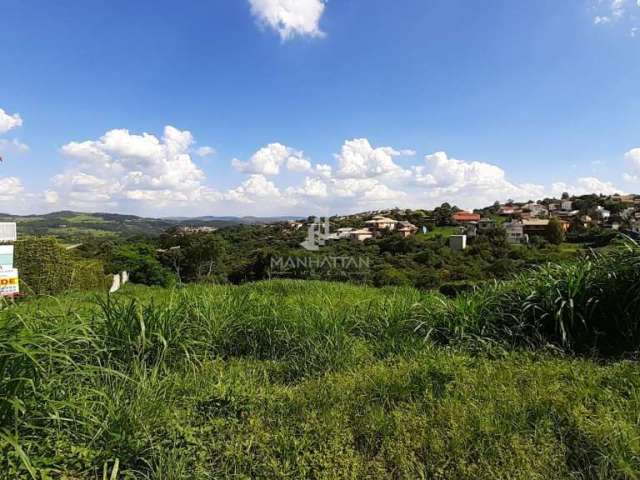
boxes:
[523,203,548,217]
[553,209,579,220]
[477,218,497,230]
[561,200,573,211]
[452,212,481,223]
[365,216,398,231]
[522,218,570,237]
[449,235,467,251]
[498,206,520,216]
[397,221,418,237]
[504,221,527,244]
[349,229,374,242]
[336,227,355,239]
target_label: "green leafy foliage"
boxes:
[548,218,566,245]
[14,237,110,295]
[110,243,175,287]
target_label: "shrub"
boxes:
[14,237,109,295]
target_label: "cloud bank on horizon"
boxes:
[0,108,636,216]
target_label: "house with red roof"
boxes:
[452,212,481,223]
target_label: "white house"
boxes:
[336,227,355,239]
[523,203,548,217]
[349,229,375,242]
[504,221,527,244]
[365,216,398,231]
[397,221,418,237]
[561,200,573,211]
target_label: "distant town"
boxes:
[276,193,640,251]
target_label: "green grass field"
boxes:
[418,226,460,239]
[1,242,639,479]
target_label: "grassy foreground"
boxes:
[1,243,639,479]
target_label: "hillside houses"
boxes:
[296,192,640,249]
[321,215,420,243]
[175,225,218,234]
[447,193,640,245]
[493,194,639,229]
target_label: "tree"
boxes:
[160,233,227,283]
[434,203,456,226]
[547,218,565,245]
[110,243,174,286]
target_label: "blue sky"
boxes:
[1,0,640,216]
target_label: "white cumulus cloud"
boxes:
[551,177,623,196]
[0,177,24,201]
[410,151,545,206]
[287,177,329,198]
[232,142,310,175]
[0,108,22,134]
[335,138,411,180]
[225,174,289,204]
[53,125,213,209]
[248,0,326,40]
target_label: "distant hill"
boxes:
[0,211,299,242]
[163,215,303,224]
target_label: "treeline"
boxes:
[71,221,613,294]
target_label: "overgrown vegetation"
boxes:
[14,237,110,295]
[0,242,638,478]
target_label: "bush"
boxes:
[439,282,476,298]
[110,243,175,287]
[14,237,109,295]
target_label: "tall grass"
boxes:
[0,242,638,478]
[414,240,640,354]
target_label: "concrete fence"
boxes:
[109,271,129,294]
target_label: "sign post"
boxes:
[0,269,19,296]
[0,223,18,298]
